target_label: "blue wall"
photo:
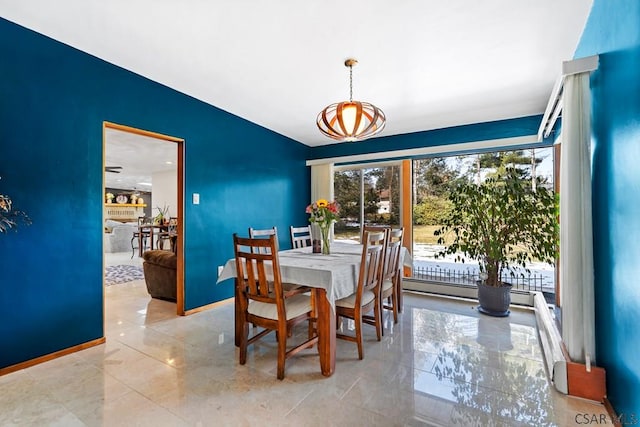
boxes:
[0,18,310,369]
[575,0,640,415]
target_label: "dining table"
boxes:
[216,240,412,377]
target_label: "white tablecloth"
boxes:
[216,241,413,308]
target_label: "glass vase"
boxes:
[310,223,322,253]
[321,226,330,255]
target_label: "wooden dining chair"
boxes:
[290,225,312,249]
[335,230,386,360]
[233,234,318,380]
[380,227,404,330]
[157,217,178,251]
[131,216,151,258]
[248,226,278,253]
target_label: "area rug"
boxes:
[105,264,144,286]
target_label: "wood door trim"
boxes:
[103,121,186,316]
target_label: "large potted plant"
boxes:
[434,168,557,316]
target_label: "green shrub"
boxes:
[413,196,453,225]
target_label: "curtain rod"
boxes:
[537,55,599,141]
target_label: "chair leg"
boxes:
[374,299,382,342]
[277,324,287,380]
[355,315,364,360]
[392,292,399,324]
[308,318,316,341]
[307,292,317,340]
[396,272,403,313]
[239,320,249,365]
[380,301,385,337]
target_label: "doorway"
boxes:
[102,122,185,315]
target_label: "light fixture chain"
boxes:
[349,64,353,102]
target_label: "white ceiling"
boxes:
[2,1,594,190]
[1,1,593,149]
[104,128,176,191]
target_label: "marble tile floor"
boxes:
[1,256,609,426]
[105,250,146,268]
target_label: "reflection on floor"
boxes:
[0,262,608,426]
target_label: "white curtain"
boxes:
[310,163,334,202]
[559,72,595,364]
[310,163,335,238]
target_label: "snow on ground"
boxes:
[335,239,556,292]
[411,243,556,293]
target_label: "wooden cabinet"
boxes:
[104,204,147,221]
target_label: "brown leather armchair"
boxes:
[142,250,177,302]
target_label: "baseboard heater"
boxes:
[533,291,607,402]
[533,291,568,393]
[403,279,534,307]
[403,282,606,400]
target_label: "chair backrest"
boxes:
[233,234,285,317]
[168,217,178,233]
[382,227,404,284]
[366,228,389,284]
[361,225,390,243]
[248,226,278,237]
[248,226,278,253]
[355,231,386,306]
[290,225,311,249]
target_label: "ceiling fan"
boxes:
[105,166,122,173]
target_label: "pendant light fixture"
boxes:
[316,58,386,142]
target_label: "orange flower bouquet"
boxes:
[306,199,339,254]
